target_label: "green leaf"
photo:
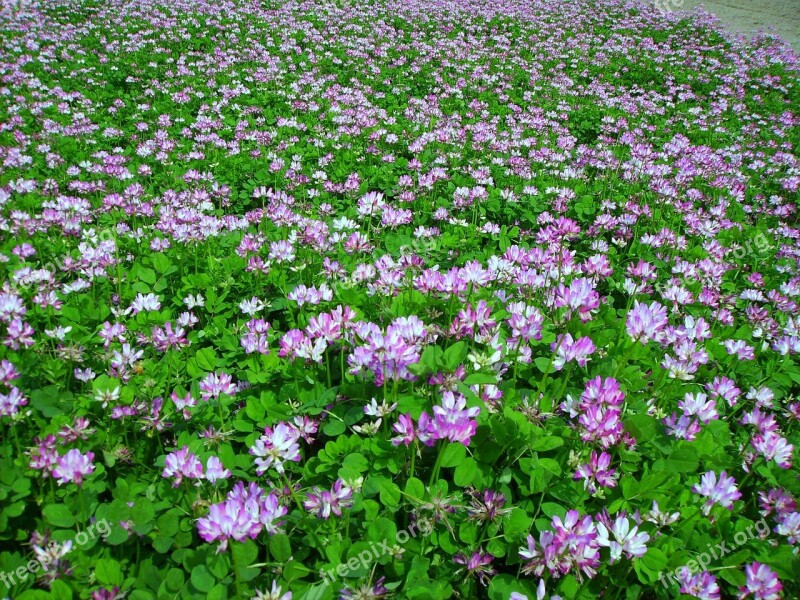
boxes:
[538,458,562,474]
[443,341,468,371]
[16,590,55,599]
[529,436,564,451]
[418,345,442,373]
[664,447,699,474]
[137,267,157,285]
[440,443,466,468]
[43,504,75,528]
[487,574,537,600]
[152,253,174,274]
[270,534,292,562]
[540,502,566,519]
[298,583,329,600]
[378,479,401,508]
[194,347,218,371]
[208,584,228,600]
[533,357,552,373]
[322,419,346,437]
[463,372,497,385]
[625,414,659,440]
[191,565,215,593]
[453,457,479,486]
[405,477,425,501]
[639,547,667,572]
[95,558,123,586]
[49,580,73,600]
[342,453,369,472]
[504,507,532,535]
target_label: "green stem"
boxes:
[230,543,243,597]
[79,486,88,530]
[429,441,446,486]
[282,473,325,551]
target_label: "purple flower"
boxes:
[129,292,161,314]
[453,548,496,586]
[199,371,237,400]
[751,432,793,469]
[739,562,782,600]
[663,413,701,441]
[249,422,302,475]
[574,451,617,494]
[303,479,353,519]
[626,300,667,344]
[432,391,480,446]
[692,471,742,515]
[391,413,416,446]
[92,587,126,600]
[775,512,800,544]
[466,489,510,522]
[553,278,600,322]
[758,488,798,519]
[706,376,741,407]
[339,576,388,599]
[162,446,204,487]
[678,392,718,424]
[53,449,95,486]
[0,386,27,417]
[520,510,600,581]
[679,570,720,600]
[574,377,626,448]
[724,339,755,361]
[197,482,286,553]
[205,456,231,484]
[552,333,595,370]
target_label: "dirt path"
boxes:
[665,0,800,51]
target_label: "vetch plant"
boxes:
[0,0,798,598]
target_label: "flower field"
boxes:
[0,0,799,598]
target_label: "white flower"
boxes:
[44,325,72,340]
[596,515,650,563]
[183,294,205,309]
[239,297,266,315]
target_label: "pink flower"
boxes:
[626,300,667,344]
[520,510,600,581]
[162,446,204,487]
[249,422,302,475]
[680,570,720,600]
[751,431,793,469]
[432,391,480,446]
[205,456,231,484]
[453,548,496,586]
[391,414,416,446]
[553,277,600,322]
[552,334,595,370]
[53,449,95,486]
[775,512,800,544]
[692,471,742,515]
[739,562,782,600]
[199,371,237,400]
[303,479,353,519]
[197,482,286,553]
[574,451,617,494]
[723,339,755,360]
